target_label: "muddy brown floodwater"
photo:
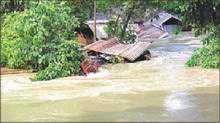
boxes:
[1,32,219,122]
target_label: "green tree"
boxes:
[2,1,84,80]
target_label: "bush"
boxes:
[2,1,84,80]
[186,29,220,68]
[110,55,124,64]
[32,40,84,81]
[186,47,219,68]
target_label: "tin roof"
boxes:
[84,38,151,61]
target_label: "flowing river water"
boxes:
[1,32,219,122]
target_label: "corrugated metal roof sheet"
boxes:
[137,24,168,42]
[84,38,151,61]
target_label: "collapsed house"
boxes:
[80,38,152,74]
[84,38,151,61]
[78,12,182,74]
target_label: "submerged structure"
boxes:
[80,38,152,74]
[150,12,182,33]
[84,38,151,61]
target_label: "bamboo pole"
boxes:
[93,0,96,42]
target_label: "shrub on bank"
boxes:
[186,29,220,68]
[2,1,84,80]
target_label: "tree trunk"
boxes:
[120,10,133,41]
[93,0,96,42]
[113,14,120,36]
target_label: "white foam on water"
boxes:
[36,82,194,101]
[39,92,69,101]
[1,80,23,93]
[164,91,192,111]
[87,68,109,78]
[38,84,133,101]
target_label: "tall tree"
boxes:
[93,0,96,42]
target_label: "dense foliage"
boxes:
[63,0,93,22]
[186,27,220,68]
[2,1,84,80]
[32,41,84,81]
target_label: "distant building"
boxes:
[150,12,182,33]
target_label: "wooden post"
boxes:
[93,0,96,42]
